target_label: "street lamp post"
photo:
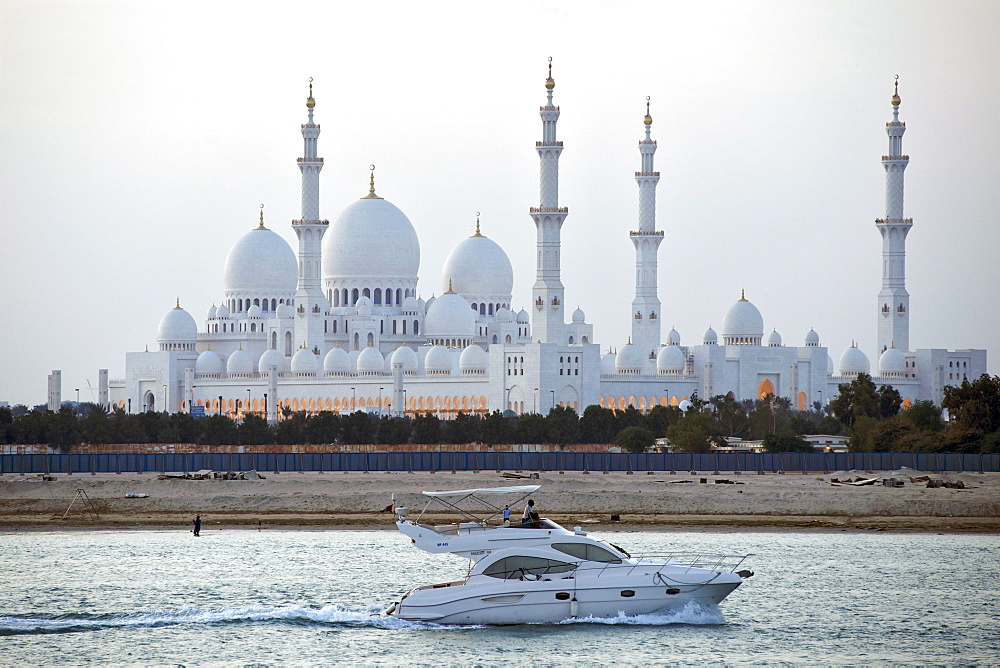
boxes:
[75,388,80,416]
[247,389,251,419]
[550,390,555,412]
[264,393,268,420]
[378,387,383,417]
[127,398,131,414]
[351,387,356,412]
[505,387,511,413]
[402,389,407,417]
[162,384,166,413]
[533,388,538,414]
[219,395,223,418]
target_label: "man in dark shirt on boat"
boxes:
[521,499,535,523]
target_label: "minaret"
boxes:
[530,58,568,344]
[876,76,911,353]
[631,97,664,363]
[293,78,330,354]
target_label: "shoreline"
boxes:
[2,470,998,534]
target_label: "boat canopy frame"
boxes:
[413,485,541,524]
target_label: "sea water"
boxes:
[1,529,997,665]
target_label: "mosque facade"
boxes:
[109,71,987,421]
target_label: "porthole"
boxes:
[555,592,570,601]
[665,588,680,595]
[620,590,636,597]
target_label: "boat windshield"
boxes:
[550,542,623,564]
[481,556,577,580]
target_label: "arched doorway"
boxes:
[757,379,775,399]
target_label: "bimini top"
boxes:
[422,485,540,498]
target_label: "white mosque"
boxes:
[108,69,987,422]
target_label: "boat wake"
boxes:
[557,601,724,626]
[0,604,478,636]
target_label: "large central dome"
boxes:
[441,226,513,300]
[224,226,297,292]
[323,197,420,280]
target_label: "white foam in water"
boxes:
[558,601,724,626]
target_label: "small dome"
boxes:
[878,346,907,377]
[216,303,230,318]
[417,297,426,312]
[516,309,530,324]
[828,354,835,375]
[767,329,782,346]
[324,347,351,375]
[666,328,681,345]
[496,307,514,323]
[805,329,820,346]
[441,228,514,299]
[600,351,617,375]
[656,345,685,374]
[424,295,436,313]
[572,307,586,324]
[424,345,453,374]
[839,344,870,376]
[323,197,420,282]
[157,304,198,342]
[224,226,297,293]
[722,292,764,344]
[356,345,385,375]
[678,399,693,412]
[258,348,286,374]
[195,350,223,375]
[390,345,418,374]
[615,342,643,374]
[247,304,263,319]
[356,296,374,316]
[401,296,420,314]
[291,347,319,375]
[459,344,488,374]
[703,327,718,345]
[424,291,476,340]
[207,305,217,320]
[226,348,253,377]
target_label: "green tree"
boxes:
[198,414,238,445]
[410,413,441,444]
[377,416,412,445]
[665,412,722,453]
[239,414,274,445]
[943,374,1000,434]
[761,432,814,453]
[305,411,340,444]
[481,411,515,445]
[442,412,481,444]
[516,413,547,444]
[830,373,881,427]
[899,400,945,433]
[579,405,618,443]
[275,413,306,445]
[614,425,654,453]
[545,405,580,446]
[644,404,682,438]
[340,411,376,445]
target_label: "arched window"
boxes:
[362,288,370,298]
[271,299,277,311]
[385,289,392,306]
[352,288,359,304]
[332,320,337,333]
[271,331,277,349]
[488,303,494,316]
[374,288,382,304]
[414,320,419,336]
[254,298,260,307]
[396,288,402,304]
[492,335,497,344]
[402,320,407,335]
[354,332,360,350]
[251,323,256,332]
[284,331,292,356]
[392,320,397,334]
[333,290,339,307]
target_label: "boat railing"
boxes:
[573,553,752,580]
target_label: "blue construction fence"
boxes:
[1,451,997,475]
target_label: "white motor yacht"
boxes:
[384,485,753,625]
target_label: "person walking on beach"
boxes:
[522,499,535,523]
[193,515,201,537]
[502,505,511,525]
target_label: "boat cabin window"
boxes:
[551,543,623,564]
[482,556,577,580]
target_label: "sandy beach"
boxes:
[1,469,997,533]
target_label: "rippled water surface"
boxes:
[1,529,997,665]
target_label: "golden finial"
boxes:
[545,56,555,90]
[472,211,482,237]
[361,164,382,199]
[257,204,267,229]
[174,297,181,309]
[145,344,149,352]
[644,96,652,126]
[891,75,901,106]
[739,289,747,302]
[306,77,315,109]
[445,278,456,294]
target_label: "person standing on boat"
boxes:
[502,505,511,525]
[193,515,201,537]
[521,499,535,523]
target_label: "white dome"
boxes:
[195,350,223,375]
[290,347,319,375]
[224,226,297,292]
[838,345,870,376]
[207,305,217,320]
[357,345,385,375]
[157,305,197,342]
[572,307,586,324]
[767,329,782,346]
[722,293,764,344]
[247,304,263,319]
[459,344,488,373]
[216,303,230,318]
[323,197,420,280]
[878,346,907,376]
[678,399,693,412]
[805,329,820,346]
[424,291,476,339]
[226,348,253,377]
[516,309,530,324]
[703,327,718,345]
[356,296,374,316]
[828,354,835,375]
[600,352,617,375]
[657,345,685,373]
[258,348,286,374]
[496,307,514,323]
[615,342,643,374]
[324,347,351,375]
[666,328,681,345]
[424,345,453,374]
[401,296,420,314]
[424,296,436,313]
[391,345,418,374]
[442,229,513,299]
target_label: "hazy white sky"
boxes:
[1,0,997,406]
